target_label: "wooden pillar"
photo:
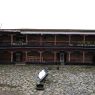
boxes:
[83,35,85,45]
[69,35,71,45]
[54,51,57,63]
[83,51,85,63]
[39,51,42,62]
[68,51,71,62]
[25,51,28,62]
[11,34,13,45]
[26,35,28,44]
[11,51,13,62]
[54,35,57,45]
[40,34,42,45]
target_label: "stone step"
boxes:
[15,62,26,65]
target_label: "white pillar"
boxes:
[11,51,13,62]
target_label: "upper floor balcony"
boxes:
[0,34,95,48]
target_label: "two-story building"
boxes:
[0,29,95,65]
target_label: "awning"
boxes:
[20,31,95,35]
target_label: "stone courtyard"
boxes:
[0,65,95,95]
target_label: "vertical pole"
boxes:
[11,51,13,62]
[40,34,42,45]
[26,35,28,44]
[39,51,42,62]
[68,51,71,62]
[54,35,57,45]
[11,34,13,45]
[25,51,28,62]
[83,51,85,63]
[54,51,57,63]
[69,35,71,45]
[83,35,85,45]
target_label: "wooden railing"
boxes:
[27,56,40,62]
[0,41,95,47]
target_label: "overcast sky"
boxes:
[0,0,95,29]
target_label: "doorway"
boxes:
[92,55,95,64]
[13,52,23,62]
[59,51,66,64]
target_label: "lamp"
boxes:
[38,69,48,82]
[36,68,48,90]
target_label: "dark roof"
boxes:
[0,29,95,32]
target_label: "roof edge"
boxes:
[0,28,95,32]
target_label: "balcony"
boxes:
[0,40,95,48]
[71,41,95,46]
[0,34,95,47]
[27,56,40,62]
[12,42,27,46]
[0,42,11,46]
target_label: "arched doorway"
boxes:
[27,51,40,62]
[13,52,23,62]
[42,51,54,63]
[0,51,11,63]
[70,51,83,63]
[85,52,95,64]
[59,51,67,64]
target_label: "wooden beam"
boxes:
[68,52,71,62]
[25,51,28,62]
[26,35,28,44]
[40,35,42,45]
[83,51,85,63]
[39,51,42,62]
[69,35,71,45]
[83,35,85,44]
[54,51,57,63]
[54,35,57,45]
[11,34,13,45]
[11,51,13,62]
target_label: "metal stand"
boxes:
[36,82,44,90]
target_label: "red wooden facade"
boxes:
[0,29,95,65]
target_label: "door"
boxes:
[92,55,95,64]
[60,51,66,64]
[13,52,23,62]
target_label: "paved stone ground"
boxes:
[0,65,94,95]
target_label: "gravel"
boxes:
[0,65,94,95]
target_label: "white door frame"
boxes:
[60,51,65,64]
